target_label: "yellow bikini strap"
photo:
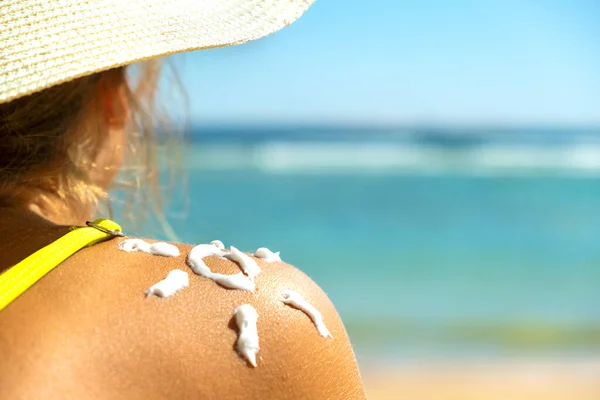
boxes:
[0,218,123,312]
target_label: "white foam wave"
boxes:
[181,142,600,176]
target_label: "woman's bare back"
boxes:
[0,213,365,399]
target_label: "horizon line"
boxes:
[184,122,600,131]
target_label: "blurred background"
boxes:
[120,0,600,398]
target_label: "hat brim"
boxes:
[0,0,314,104]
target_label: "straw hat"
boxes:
[0,0,314,105]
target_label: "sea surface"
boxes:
[119,127,600,362]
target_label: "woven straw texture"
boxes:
[0,0,313,104]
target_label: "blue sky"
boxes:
[169,0,600,126]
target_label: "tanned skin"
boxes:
[0,210,366,399]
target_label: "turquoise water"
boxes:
[137,167,600,359]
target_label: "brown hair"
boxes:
[0,60,176,229]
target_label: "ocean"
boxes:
[121,127,600,362]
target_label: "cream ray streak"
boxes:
[146,269,189,298]
[281,290,332,338]
[234,304,260,367]
[118,239,180,257]
[254,247,282,263]
[225,246,261,279]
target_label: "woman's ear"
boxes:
[99,72,129,128]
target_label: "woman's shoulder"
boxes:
[0,236,365,399]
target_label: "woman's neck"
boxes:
[0,207,73,273]
[0,194,92,227]
[27,199,92,227]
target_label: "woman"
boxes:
[0,1,366,399]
